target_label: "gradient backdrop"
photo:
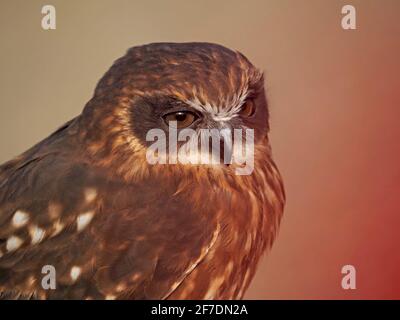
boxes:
[0,0,399,299]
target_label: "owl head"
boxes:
[80,43,271,180]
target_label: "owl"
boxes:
[0,43,285,300]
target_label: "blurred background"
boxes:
[0,0,399,299]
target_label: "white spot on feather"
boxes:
[29,225,46,244]
[77,211,94,232]
[12,210,30,228]
[52,220,64,236]
[6,236,23,252]
[70,266,81,282]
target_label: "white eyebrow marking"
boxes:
[29,225,46,244]
[6,236,23,252]
[70,266,82,282]
[185,87,250,122]
[77,211,94,232]
[12,210,30,228]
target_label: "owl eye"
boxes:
[163,111,198,129]
[239,99,255,117]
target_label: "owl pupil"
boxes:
[175,113,187,121]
